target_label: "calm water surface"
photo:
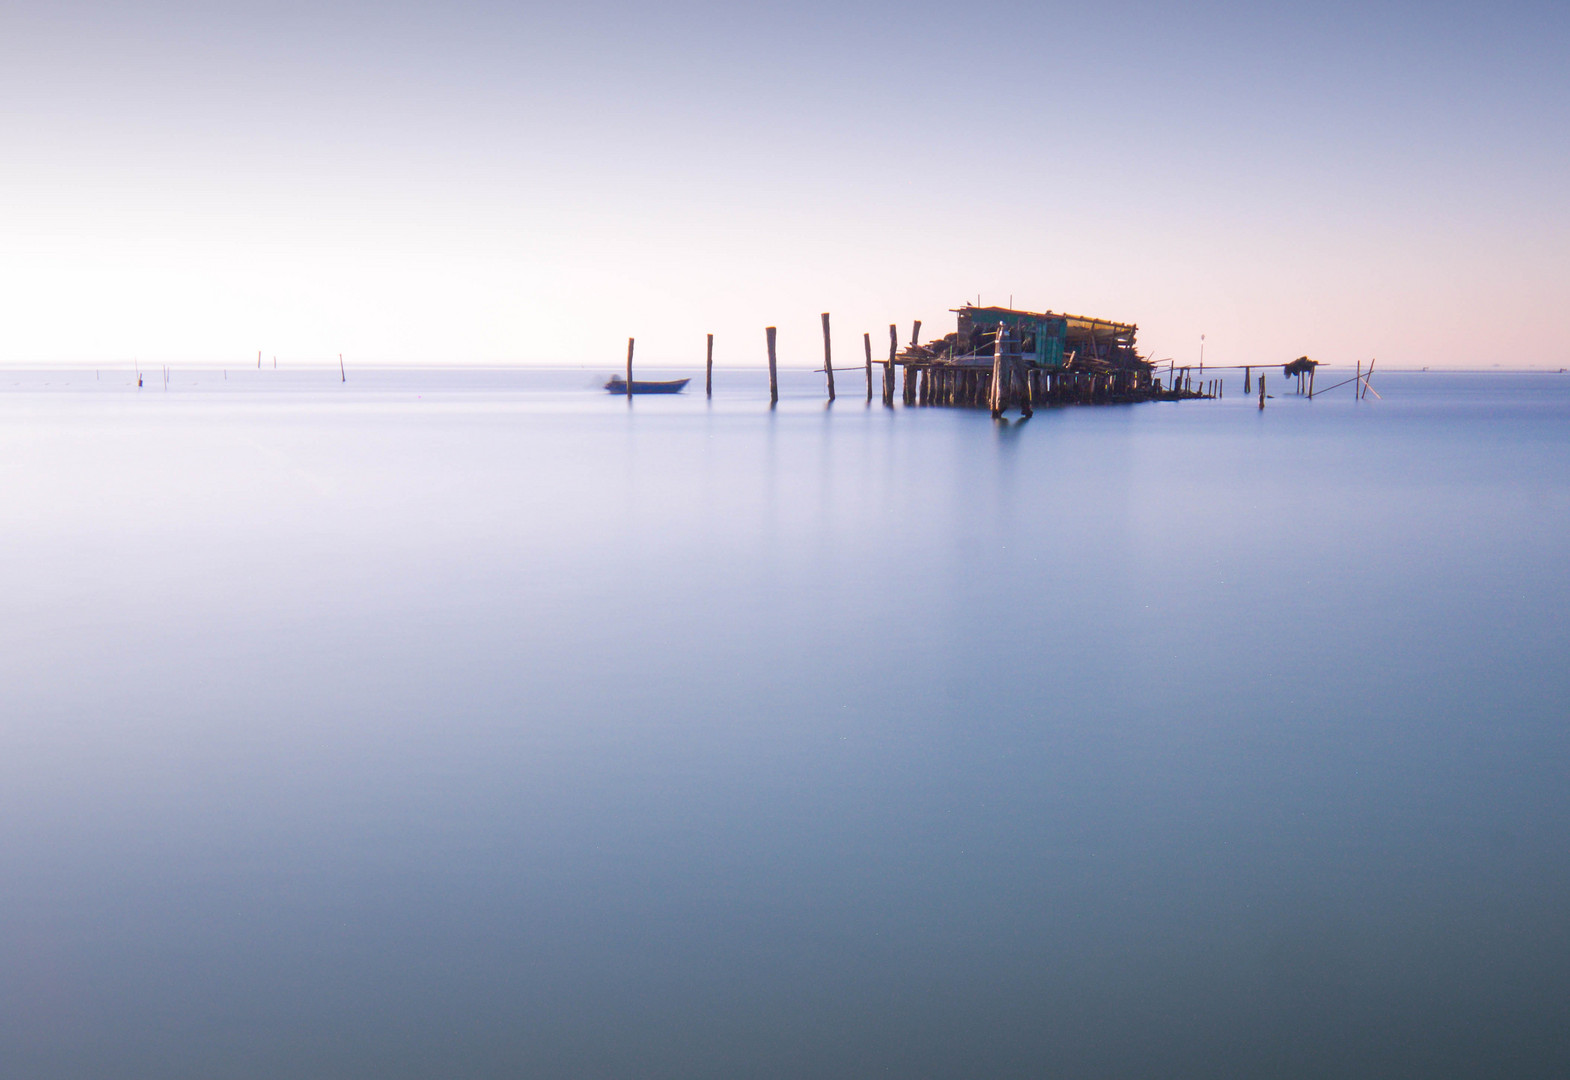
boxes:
[2,368,1568,1077]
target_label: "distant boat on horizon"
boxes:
[604,376,690,395]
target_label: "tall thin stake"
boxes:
[339,353,346,382]
[863,333,873,402]
[766,327,778,406]
[626,338,634,400]
[705,334,713,398]
[884,325,897,406]
[821,313,835,401]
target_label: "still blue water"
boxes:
[2,368,1567,1077]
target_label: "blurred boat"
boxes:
[604,377,690,395]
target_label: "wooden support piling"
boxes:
[821,313,835,401]
[766,327,778,406]
[911,320,921,347]
[990,323,1005,418]
[1364,359,1375,399]
[1244,366,1251,392]
[1355,360,1362,399]
[884,325,897,406]
[339,353,346,383]
[1258,373,1265,409]
[626,338,634,399]
[864,333,873,402]
[706,333,714,398]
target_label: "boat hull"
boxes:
[605,377,690,395]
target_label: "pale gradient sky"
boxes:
[2,1,1566,368]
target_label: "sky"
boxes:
[1,0,1566,369]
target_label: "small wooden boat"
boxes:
[604,376,690,395]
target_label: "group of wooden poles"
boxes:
[621,317,1377,412]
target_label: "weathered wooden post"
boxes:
[821,313,835,401]
[1355,361,1362,399]
[1258,373,1266,409]
[990,322,1005,418]
[706,333,714,398]
[766,327,778,405]
[1363,359,1376,399]
[1019,353,1034,418]
[1308,366,1315,398]
[884,325,897,406]
[339,353,346,383]
[1244,365,1251,392]
[625,338,634,399]
[911,320,921,348]
[864,332,873,402]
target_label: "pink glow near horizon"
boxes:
[2,1,1566,370]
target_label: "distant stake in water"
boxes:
[626,337,634,400]
[821,313,835,402]
[884,325,897,407]
[339,353,346,383]
[705,333,714,399]
[863,332,873,402]
[765,327,778,406]
[1259,373,1266,409]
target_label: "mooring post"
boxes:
[706,333,714,398]
[766,326,778,406]
[1259,373,1266,409]
[1020,355,1034,418]
[1355,360,1362,400]
[1308,366,1315,398]
[864,332,873,402]
[1364,359,1375,399]
[1244,366,1251,392]
[339,353,346,383]
[626,337,634,399]
[990,322,1005,418]
[821,313,835,401]
[884,324,897,406]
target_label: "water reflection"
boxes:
[0,371,1568,1078]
